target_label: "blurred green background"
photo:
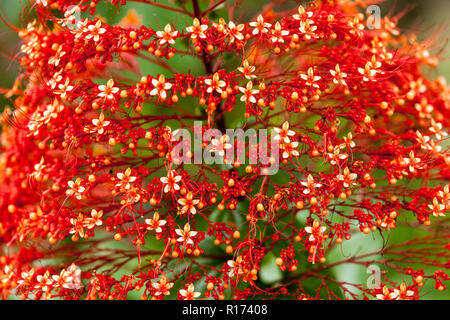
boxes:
[0,0,448,300]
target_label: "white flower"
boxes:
[429,119,447,140]
[36,0,48,6]
[274,121,296,144]
[437,184,450,209]
[299,21,318,40]
[55,78,74,100]
[145,212,167,233]
[98,79,119,100]
[376,286,399,300]
[330,64,347,86]
[239,81,259,104]
[35,274,53,292]
[204,72,226,94]
[270,22,289,43]
[301,174,322,194]
[156,24,178,45]
[69,213,85,238]
[358,61,378,82]
[328,146,348,166]
[226,21,245,43]
[428,197,446,217]
[85,209,103,229]
[403,151,421,173]
[63,264,82,289]
[227,256,244,277]
[186,18,208,39]
[66,178,85,200]
[177,192,200,215]
[337,167,357,188]
[150,74,172,100]
[210,134,232,157]
[249,15,271,35]
[32,157,46,180]
[17,269,35,288]
[85,20,106,42]
[237,59,256,79]
[90,112,110,134]
[304,219,326,242]
[281,141,300,159]
[293,5,314,23]
[116,168,137,190]
[152,276,174,296]
[300,67,321,88]
[48,47,66,67]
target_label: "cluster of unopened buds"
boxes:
[0,0,448,300]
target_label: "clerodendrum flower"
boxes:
[98,79,119,100]
[156,24,179,45]
[237,59,257,79]
[145,212,166,233]
[177,192,200,215]
[160,170,182,193]
[205,72,226,94]
[249,15,271,35]
[152,276,174,296]
[186,18,208,39]
[0,0,448,302]
[209,134,232,156]
[150,74,172,100]
[175,223,197,245]
[179,283,201,300]
[305,219,326,242]
[239,81,259,104]
[116,168,137,190]
[89,112,110,134]
[273,121,296,143]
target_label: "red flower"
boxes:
[0,0,448,301]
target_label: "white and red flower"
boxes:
[186,18,208,39]
[301,174,322,194]
[160,170,182,193]
[98,79,119,100]
[179,283,200,300]
[145,212,167,233]
[150,74,172,100]
[116,168,137,190]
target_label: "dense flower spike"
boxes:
[0,0,449,300]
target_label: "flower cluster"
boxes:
[0,0,448,300]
